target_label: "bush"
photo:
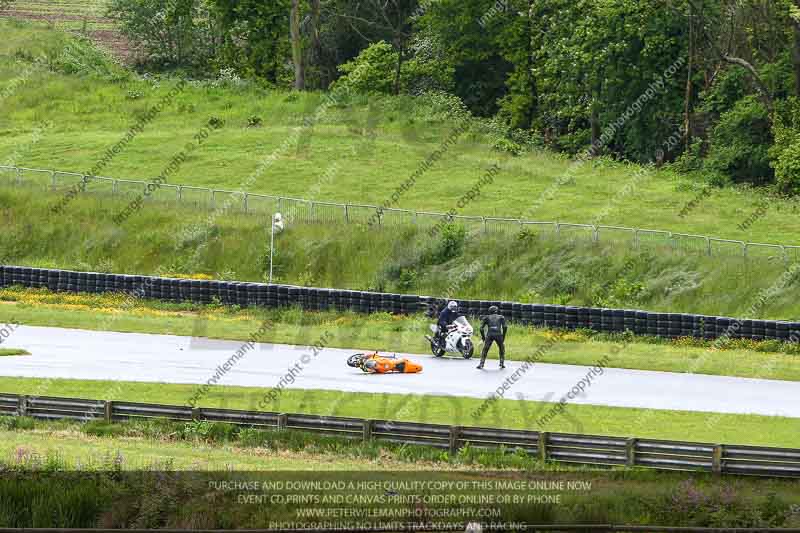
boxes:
[423,224,466,265]
[333,41,453,96]
[705,96,774,185]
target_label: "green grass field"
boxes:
[1,18,799,246]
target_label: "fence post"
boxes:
[633,229,639,250]
[191,407,200,420]
[211,190,216,209]
[17,395,28,417]
[538,431,549,462]
[449,426,461,455]
[593,225,599,244]
[742,243,748,260]
[782,245,788,266]
[310,201,315,221]
[50,170,56,191]
[362,419,374,442]
[243,193,249,213]
[15,167,22,186]
[345,204,349,223]
[625,438,636,467]
[712,444,723,475]
[177,185,182,203]
[277,413,288,431]
[555,223,560,238]
[706,237,712,256]
[482,217,487,234]
[104,400,113,423]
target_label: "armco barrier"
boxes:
[1,393,799,478]
[2,264,800,342]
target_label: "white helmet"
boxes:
[447,300,458,310]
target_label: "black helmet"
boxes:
[489,305,499,314]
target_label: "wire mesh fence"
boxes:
[4,164,799,264]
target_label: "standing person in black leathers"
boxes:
[477,306,507,369]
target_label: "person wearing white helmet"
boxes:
[436,300,460,345]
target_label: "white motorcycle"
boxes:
[425,316,475,359]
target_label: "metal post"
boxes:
[16,167,22,186]
[269,213,276,283]
[104,401,113,423]
[50,170,56,191]
[344,204,349,223]
[177,185,182,203]
[706,237,712,256]
[243,193,249,213]
[192,407,201,420]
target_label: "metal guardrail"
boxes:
[2,393,799,478]
[1,164,797,263]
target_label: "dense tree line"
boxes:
[107,0,800,192]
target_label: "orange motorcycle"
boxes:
[347,352,423,374]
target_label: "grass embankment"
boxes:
[2,187,799,319]
[1,18,800,245]
[3,286,800,381]
[1,20,799,317]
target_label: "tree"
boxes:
[108,0,216,71]
[290,0,305,89]
[210,0,290,83]
[333,0,419,95]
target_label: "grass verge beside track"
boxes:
[2,418,799,528]
[1,287,799,381]
[0,349,29,356]
[1,376,798,448]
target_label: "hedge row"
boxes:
[2,265,799,342]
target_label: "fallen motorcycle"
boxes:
[347,352,423,374]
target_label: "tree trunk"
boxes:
[290,0,305,91]
[684,2,693,152]
[393,42,404,96]
[793,2,800,97]
[309,0,323,88]
[524,0,538,129]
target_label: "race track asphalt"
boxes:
[1,325,798,418]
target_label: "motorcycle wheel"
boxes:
[461,339,474,359]
[430,340,445,357]
[347,353,365,367]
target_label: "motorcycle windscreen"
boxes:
[453,316,473,333]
